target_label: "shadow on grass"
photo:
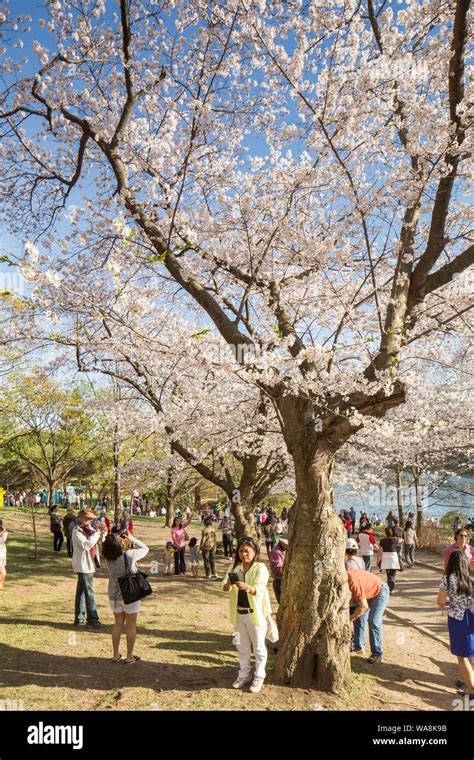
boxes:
[0,617,233,650]
[0,641,238,693]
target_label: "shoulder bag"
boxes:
[118,551,153,604]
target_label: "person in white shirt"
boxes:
[357,523,379,571]
[72,509,107,629]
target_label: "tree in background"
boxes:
[0,374,101,507]
[338,364,473,529]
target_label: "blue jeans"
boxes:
[74,573,99,624]
[353,583,389,656]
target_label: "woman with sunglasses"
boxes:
[222,536,272,694]
[444,528,474,570]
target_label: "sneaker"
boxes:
[367,654,383,664]
[73,620,86,626]
[249,677,265,694]
[232,675,253,689]
[86,622,104,630]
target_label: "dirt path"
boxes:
[0,512,464,711]
[384,551,449,646]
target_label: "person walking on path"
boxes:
[444,529,474,569]
[62,506,76,558]
[377,527,403,593]
[269,537,288,603]
[437,550,474,700]
[49,506,64,552]
[349,507,356,536]
[103,531,149,664]
[262,520,275,558]
[348,569,390,664]
[222,536,272,693]
[219,515,234,558]
[0,520,8,590]
[72,509,107,628]
[357,522,379,571]
[200,517,218,579]
[345,538,365,571]
[171,515,191,575]
[392,518,405,572]
[403,521,420,567]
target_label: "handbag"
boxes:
[184,530,190,542]
[265,615,279,644]
[118,551,153,604]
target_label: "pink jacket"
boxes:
[171,520,191,548]
[269,544,286,580]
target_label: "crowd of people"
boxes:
[0,495,472,698]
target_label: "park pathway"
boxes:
[383,549,450,648]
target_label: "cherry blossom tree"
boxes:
[0,0,472,691]
[338,362,473,527]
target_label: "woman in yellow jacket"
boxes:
[222,536,271,693]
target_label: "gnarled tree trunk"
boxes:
[231,498,258,540]
[272,392,352,693]
[274,446,351,692]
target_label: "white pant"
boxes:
[234,613,267,679]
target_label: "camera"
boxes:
[229,571,244,584]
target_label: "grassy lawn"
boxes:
[0,508,452,711]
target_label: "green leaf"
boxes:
[191,329,210,339]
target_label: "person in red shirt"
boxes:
[348,569,389,664]
[99,508,111,534]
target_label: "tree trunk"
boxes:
[274,444,351,693]
[113,429,121,512]
[231,498,258,540]
[413,468,423,533]
[31,501,38,561]
[47,480,56,509]
[395,468,404,524]
[165,467,174,528]
[194,484,201,516]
